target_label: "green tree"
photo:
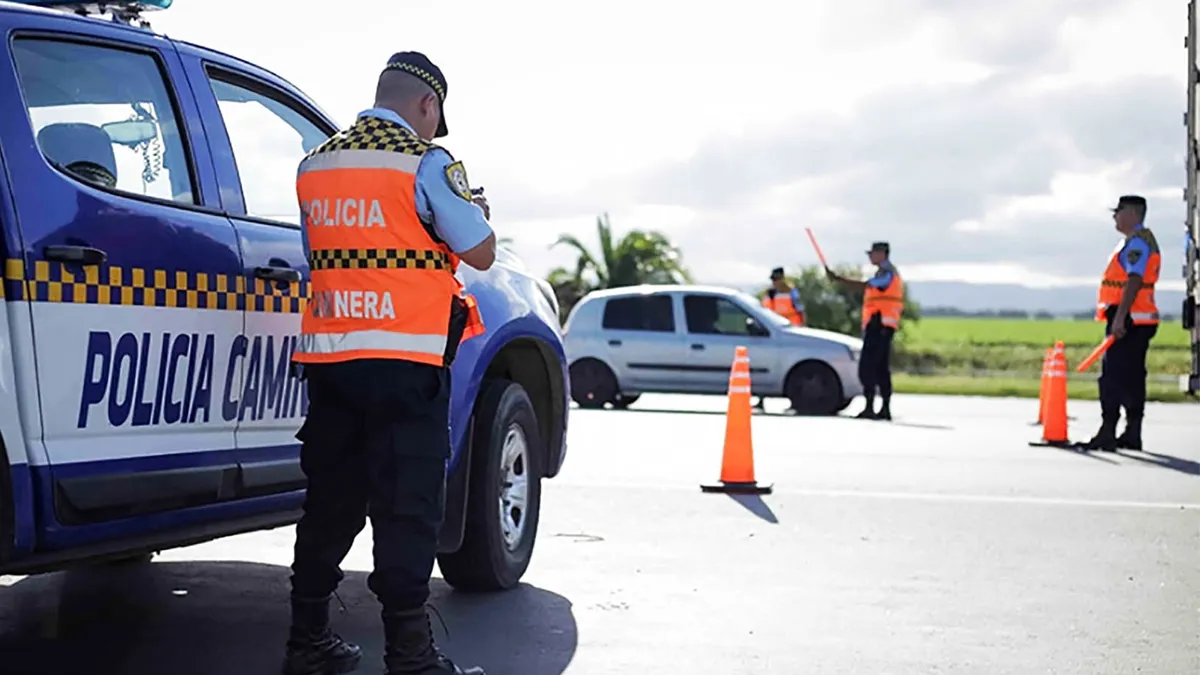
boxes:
[547,212,692,323]
[770,264,921,338]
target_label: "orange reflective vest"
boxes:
[293,115,485,367]
[862,267,904,330]
[1095,227,1160,325]
[762,289,805,326]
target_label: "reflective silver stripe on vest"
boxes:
[296,330,447,358]
[1130,312,1159,322]
[298,149,423,177]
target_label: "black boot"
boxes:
[282,594,363,675]
[1116,417,1143,451]
[383,607,485,675]
[1082,420,1119,452]
[877,399,892,421]
[855,398,877,419]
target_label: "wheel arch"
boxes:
[482,337,566,478]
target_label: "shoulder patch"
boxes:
[444,161,472,202]
[1125,246,1143,265]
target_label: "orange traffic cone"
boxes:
[1030,341,1073,448]
[701,345,772,495]
[1034,347,1052,425]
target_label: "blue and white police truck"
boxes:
[0,0,570,591]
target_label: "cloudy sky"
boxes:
[153,0,1190,293]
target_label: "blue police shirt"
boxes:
[789,287,804,311]
[1118,224,1152,277]
[349,107,493,254]
[867,261,896,290]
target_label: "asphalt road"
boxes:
[1,393,1198,675]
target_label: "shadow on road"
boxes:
[1117,449,1200,476]
[828,415,955,431]
[726,494,779,523]
[1037,443,1121,465]
[0,560,577,675]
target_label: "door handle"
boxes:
[607,339,622,347]
[690,343,706,350]
[44,245,107,266]
[255,266,302,283]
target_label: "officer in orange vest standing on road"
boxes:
[282,52,493,675]
[1083,195,1161,451]
[827,242,904,421]
[762,267,806,327]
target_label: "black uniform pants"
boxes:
[859,315,896,401]
[1098,308,1157,424]
[289,358,451,612]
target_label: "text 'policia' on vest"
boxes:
[1097,227,1162,325]
[292,115,485,368]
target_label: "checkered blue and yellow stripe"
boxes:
[0,259,310,313]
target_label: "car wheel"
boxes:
[438,378,543,592]
[611,393,640,410]
[836,398,853,413]
[569,358,618,409]
[785,361,844,416]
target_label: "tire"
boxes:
[611,393,640,410]
[835,398,853,413]
[438,379,543,592]
[785,361,844,416]
[569,358,618,409]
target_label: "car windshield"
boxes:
[731,290,794,327]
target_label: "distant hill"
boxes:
[904,282,1187,317]
[717,280,1188,318]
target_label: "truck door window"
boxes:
[205,73,330,225]
[10,38,196,204]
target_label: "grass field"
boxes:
[891,317,1195,403]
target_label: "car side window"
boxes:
[684,295,761,335]
[601,296,675,332]
[205,71,330,225]
[11,38,196,204]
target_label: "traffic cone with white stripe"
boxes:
[701,345,772,494]
[1029,341,1074,448]
[1034,346,1052,426]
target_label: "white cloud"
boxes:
[147,0,1190,310]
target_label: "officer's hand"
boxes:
[1112,319,1127,340]
[472,194,491,220]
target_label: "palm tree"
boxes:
[544,213,691,325]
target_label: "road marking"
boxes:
[552,480,1200,510]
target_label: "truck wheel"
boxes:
[438,379,543,592]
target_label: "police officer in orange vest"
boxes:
[282,52,494,675]
[762,267,806,327]
[754,267,806,410]
[1083,195,1161,451]
[827,242,904,421]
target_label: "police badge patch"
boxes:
[444,161,472,201]
[1126,248,1142,265]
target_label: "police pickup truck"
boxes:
[0,0,569,592]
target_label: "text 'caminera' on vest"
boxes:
[310,289,397,321]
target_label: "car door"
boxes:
[598,293,688,390]
[2,23,245,538]
[178,49,333,497]
[681,293,777,394]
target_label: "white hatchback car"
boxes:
[563,285,865,414]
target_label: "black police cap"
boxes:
[1111,194,1147,212]
[866,241,890,255]
[384,51,449,138]
[770,267,785,279]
